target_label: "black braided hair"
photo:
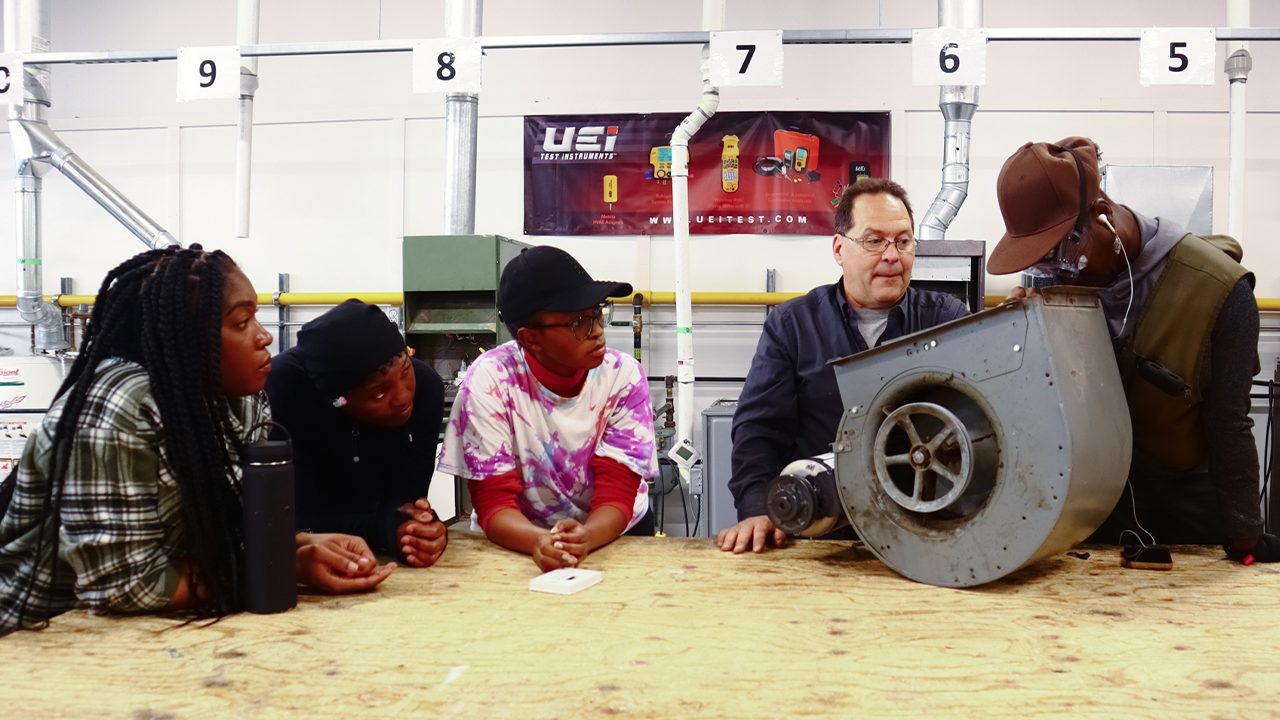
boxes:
[16,245,248,628]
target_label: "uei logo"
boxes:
[0,368,23,386]
[0,395,27,410]
[540,126,619,160]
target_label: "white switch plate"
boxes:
[529,568,602,595]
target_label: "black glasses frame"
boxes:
[526,301,613,341]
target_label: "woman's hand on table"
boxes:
[295,532,396,593]
[549,518,591,564]
[396,498,449,568]
[532,530,579,572]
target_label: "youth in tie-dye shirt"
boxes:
[438,341,657,530]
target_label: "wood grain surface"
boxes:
[2,530,1277,719]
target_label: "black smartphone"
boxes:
[1121,545,1173,570]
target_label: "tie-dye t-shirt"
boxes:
[438,342,656,530]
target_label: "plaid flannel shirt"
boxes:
[0,358,269,635]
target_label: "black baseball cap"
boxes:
[497,246,633,324]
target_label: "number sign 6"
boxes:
[912,29,986,86]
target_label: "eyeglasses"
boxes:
[840,234,917,255]
[527,301,613,341]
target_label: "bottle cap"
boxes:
[243,439,292,466]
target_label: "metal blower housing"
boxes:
[775,287,1132,587]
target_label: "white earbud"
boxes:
[1099,214,1121,254]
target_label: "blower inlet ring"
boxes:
[873,402,974,513]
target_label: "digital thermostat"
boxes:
[667,437,701,469]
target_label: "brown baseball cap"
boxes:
[987,136,1101,275]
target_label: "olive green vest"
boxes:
[1116,233,1257,471]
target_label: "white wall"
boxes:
[2,0,1280,528]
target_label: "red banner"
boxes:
[524,111,891,236]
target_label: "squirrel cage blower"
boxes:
[766,287,1132,587]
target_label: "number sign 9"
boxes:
[912,28,986,86]
[709,31,784,87]
[1139,28,1215,86]
[413,38,482,94]
[0,53,23,106]
[176,46,241,101]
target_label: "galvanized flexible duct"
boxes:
[917,0,982,241]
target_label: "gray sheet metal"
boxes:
[830,287,1131,587]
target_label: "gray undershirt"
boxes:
[852,307,892,349]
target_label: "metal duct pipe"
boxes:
[235,0,261,238]
[1226,0,1251,243]
[6,0,62,347]
[443,0,482,235]
[917,0,982,241]
[6,0,178,350]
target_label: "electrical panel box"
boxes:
[402,235,531,385]
[699,400,739,538]
[910,240,987,313]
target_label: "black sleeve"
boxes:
[728,309,799,520]
[376,359,446,517]
[267,352,405,551]
[1203,277,1264,539]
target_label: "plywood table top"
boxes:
[2,530,1276,719]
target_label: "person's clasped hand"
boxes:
[1225,533,1280,565]
[296,533,396,593]
[532,520,583,572]
[549,518,591,565]
[396,498,449,568]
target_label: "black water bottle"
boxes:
[241,432,297,614]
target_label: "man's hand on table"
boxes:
[396,498,448,568]
[1225,533,1280,564]
[296,533,396,593]
[716,515,789,554]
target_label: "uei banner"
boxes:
[523,111,890,236]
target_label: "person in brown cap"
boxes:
[991,136,1278,565]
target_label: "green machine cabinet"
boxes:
[403,234,530,386]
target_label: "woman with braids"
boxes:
[0,246,395,636]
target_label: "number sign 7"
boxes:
[710,31,783,87]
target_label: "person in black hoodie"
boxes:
[267,299,448,568]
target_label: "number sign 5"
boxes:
[1139,28,1215,86]
[176,46,241,101]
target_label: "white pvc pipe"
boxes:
[234,0,260,239]
[670,1,723,456]
[1227,0,1250,242]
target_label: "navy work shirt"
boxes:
[729,280,969,520]
[266,349,446,552]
